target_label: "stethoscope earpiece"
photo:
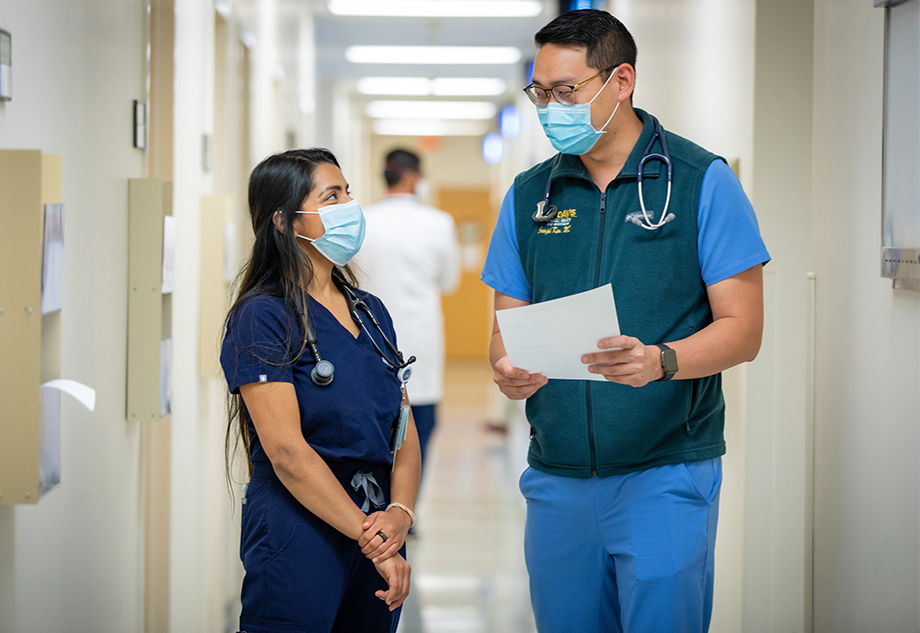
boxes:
[532,202,558,223]
[311,359,335,387]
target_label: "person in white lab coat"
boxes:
[357,149,461,484]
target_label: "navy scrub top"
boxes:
[221,291,403,472]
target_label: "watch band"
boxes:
[656,343,678,382]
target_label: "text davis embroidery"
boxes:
[538,208,577,235]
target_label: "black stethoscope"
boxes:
[304,280,416,388]
[533,116,675,230]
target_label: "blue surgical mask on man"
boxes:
[296,198,366,266]
[537,67,620,156]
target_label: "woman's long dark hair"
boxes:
[224,148,359,486]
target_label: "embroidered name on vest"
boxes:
[537,208,577,235]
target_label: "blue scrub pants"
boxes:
[238,461,402,633]
[520,458,722,633]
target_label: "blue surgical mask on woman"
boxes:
[296,198,366,266]
[537,67,620,156]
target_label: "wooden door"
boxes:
[436,188,495,360]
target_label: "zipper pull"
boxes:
[600,191,607,215]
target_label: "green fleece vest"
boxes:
[514,109,726,478]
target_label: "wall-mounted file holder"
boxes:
[127,179,173,421]
[0,150,63,505]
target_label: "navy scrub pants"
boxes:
[238,461,402,633]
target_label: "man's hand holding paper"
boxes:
[495,285,623,384]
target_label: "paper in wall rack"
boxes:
[0,29,11,101]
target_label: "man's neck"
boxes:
[579,108,644,191]
[387,183,415,195]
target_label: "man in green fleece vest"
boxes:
[480,9,770,633]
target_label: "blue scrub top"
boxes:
[221,290,403,470]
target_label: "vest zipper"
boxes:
[586,190,608,476]
[594,191,607,284]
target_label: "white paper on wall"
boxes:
[39,378,96,498]
[160,338,172,417]
[41,379,96,411]
[161,215,176,294]
[39,387,61,496]
[41,203,64,315]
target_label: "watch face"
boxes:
[662,348,678,374]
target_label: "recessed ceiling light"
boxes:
[357,77,507,96]
[366,100,497,120]
[346,46,521,65]
[329,1,543,18]
[372,119,490,136]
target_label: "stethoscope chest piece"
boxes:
[311,359,334,387]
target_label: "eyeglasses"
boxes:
[523,66,617,107]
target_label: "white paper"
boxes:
[160,338,172,417]
[41,378,96,411]
[161,215,176,294]
[41,203,64,315]
[496,284,620,381]
[39,386,62,496]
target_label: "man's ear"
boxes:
[273,209,285,234]
[615,64,636,102]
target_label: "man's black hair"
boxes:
[534,9,637,76]
[384,148,421,188]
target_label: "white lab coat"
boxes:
[356,194,461,405]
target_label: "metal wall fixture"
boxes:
[881,248,920,291]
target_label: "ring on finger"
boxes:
[377,530,388,543]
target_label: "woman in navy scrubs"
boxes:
[221,148,421,633]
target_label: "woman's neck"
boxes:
[305,250,338,302]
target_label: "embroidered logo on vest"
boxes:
[537,208,577,235]
[624,211,647,225]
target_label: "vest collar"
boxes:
[548,108,663,184]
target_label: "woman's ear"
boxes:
[273,209,285,234]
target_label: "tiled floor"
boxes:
[397,361,538,633]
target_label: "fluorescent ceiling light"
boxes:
[432,78,506,96]
[329,1,543,18]
[357,77,432,96]
[372,119,490,136]
[366,100,497,120]
[346,45,521,65]
[357,77,507,96]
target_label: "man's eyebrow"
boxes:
[531,76,578,87]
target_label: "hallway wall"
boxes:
[1,1,917,632]
[809,0,919,630]
[0,1,148,631]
